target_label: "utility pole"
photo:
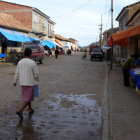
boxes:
[99,14,103,48]
[96,36,97,46]
[110,0,113,70]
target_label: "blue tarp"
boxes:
[41,40,56,49]
[130,69,140,90]
[0,54,6,57]
[27,37,38,42]
[0,29,29,42]
[27,37,42,42]
[135,59,140,65]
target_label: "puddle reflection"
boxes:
[0,94,102,140]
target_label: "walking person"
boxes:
[55,47,59,59]
[49,49,52,57]
[82,50,87,60]
[14,48,39,119]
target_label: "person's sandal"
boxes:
[16,111,23,119]
[29,109,34,115]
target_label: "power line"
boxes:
[53,0,93,19]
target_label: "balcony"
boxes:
[48,30,54,38]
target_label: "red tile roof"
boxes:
[55,34,68,41]
[0,13,31,32]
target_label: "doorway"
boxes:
[1,37,7,54]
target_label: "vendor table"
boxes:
[130,69,140,90]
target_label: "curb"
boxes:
[102,62,110,140]
[0,62,14,67]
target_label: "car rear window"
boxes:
[92,48,101,52]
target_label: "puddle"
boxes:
[0,94,102,140]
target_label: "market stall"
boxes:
[129,60,140,95]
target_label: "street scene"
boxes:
[0,0,140,140]
[0,53,106,139]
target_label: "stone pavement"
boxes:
[0,62,14,66]
[104,64,140,140]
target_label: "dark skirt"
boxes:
[21,86,34,102]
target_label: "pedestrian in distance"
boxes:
[67,49,71,55]
[44,45,49,57]
[49,50,52,57]
[14,48,39,119]
[82,50,87,60]
[122,54,139,86]
[55,47,59,59]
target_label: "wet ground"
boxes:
[0,94,102,140]
[0,53,106,140]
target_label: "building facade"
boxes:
[68,38,79,52]
[0,13,30,54]
[47,19,55,41]
[0,0,55,41]
[126,9,140,56]
[116,2,140,31]
[116,1,140,58]
[103,27,119,61]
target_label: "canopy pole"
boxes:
[110,0,113,70]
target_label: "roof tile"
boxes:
[0,13,31,32]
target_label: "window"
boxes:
[42,18,46,27]
[48,23,51,31]
[33,12,38,23]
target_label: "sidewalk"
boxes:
[107,64,140,140]
[0,62,14,66]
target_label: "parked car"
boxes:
[15,42,44,64]
[89,46,98,55]
[90,48,103,61]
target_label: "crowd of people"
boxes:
[44,46,73,59]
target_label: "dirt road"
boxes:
[0,53,106,140]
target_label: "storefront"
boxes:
[108,25,140,58]
[0,28,29,54]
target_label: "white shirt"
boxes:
[14,58,39,86]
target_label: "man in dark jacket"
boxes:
[122,54,139,86]
[55,47,59,59]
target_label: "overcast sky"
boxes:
[5,0,140,46]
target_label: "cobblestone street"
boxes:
[0,53,106,140]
